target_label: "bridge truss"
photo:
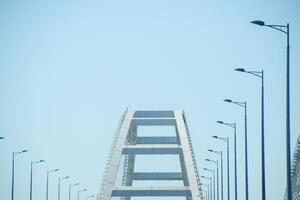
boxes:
[98,110,204,200]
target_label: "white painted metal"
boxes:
[133,172,183,180]
[112,186,192,197]
[98,110,204,200]
[284,134,300,200]
[136,136,177,144]
[122,144,182,154]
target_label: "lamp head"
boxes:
[205,158,210,161]
[224,99,232,103]
[212,136,218,139]
[54,168,59,171]
[235,68,246,72]
[0,137,4,139]
[217,121,223,124]
[251,20,265,26]
[39,160,45,163]
[62,176,70,180]
[22,150,28,153]
[208,149,213,152]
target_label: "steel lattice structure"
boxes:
[291,134,300,200]
[98,110,204,200]
[284,134,300,200]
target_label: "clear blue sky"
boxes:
[0,1,300,200]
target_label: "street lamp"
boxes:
[77,189,87,200]
[217,121,237,200]
[202,176,213,200]
[69,183,79,200]
[11,150,28,200]
[30,160,45,200]
[209,149,224,200]
[251,19,290,200]
[204,168,216,200]
[206,159,219,200]
[233,69,264,200]
[212,136,230,200]
[86,195,95,200]
[46,169,59,200]
[58,176,70,200]
[224,98,249,200]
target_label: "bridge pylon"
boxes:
[99,110,204,200]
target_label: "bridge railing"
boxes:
[183,111,204,200]
[284,133,300,200]
[99,108,128,198]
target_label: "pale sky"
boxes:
[0,1,300,200]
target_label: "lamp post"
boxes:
[251,20,290,200]
[69,183,79,200]
[86,195,95,200]
[201,183,210,200]
[204,168,216,200]
[209,149,224,200]
[58,176,70,200]
[77,189,87,200]
[224,99,248,200]
[202,176,213,200]
[46,169,59,200]
[217,121,237,200]
[11,150,28,200]
[30,160,45,200]
[233,69,264,200]
[206,159,219,200]
[213,136,230,200]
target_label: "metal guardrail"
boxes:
[183,112,204,200]
[99,109,128,197]
[291,134,300,176]
[284,133,300,200]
